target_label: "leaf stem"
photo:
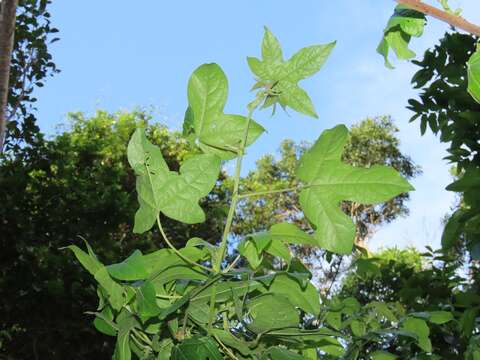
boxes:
[156,215,213,273]
[237,186,299,199]
[214,334,241,360]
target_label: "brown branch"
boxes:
[395,0,480,37]
[0,0,18,153]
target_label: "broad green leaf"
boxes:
[113,313,138,360]
[325,311,342,330]
[270,223,316,245]
[350,320,366,337]
[143,247,207,275]
[428,311,454,325]
[211,329,253,356]
[154,339,174,360]
[265,237,292,265]
[268,273,320,315]
[468,46,480,103]
[171,336,223,360]
[107,250,148,281]
[262,26,283,64]
[247,293,299,333]
[401,317,432,352]
[192,280,263,303]
[187,63,265,159]
[377,6,426,68]
[128,128,221,230]
[93,306,117,336]
[296,125,413,254]
[66,244,124,310]
[370,351,398,360]
[262,347,307,360]
[136,281,161,318]
[238,237,264,269]
[187,301,210,324]
[248,27,335,118]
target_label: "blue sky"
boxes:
[35,0,480,251]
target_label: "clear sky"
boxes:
[34,0,480,251]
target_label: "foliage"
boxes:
[339,247,479,359]
[67,27,419,360]
[377,5,426,69]
[5,0,60,152]
[233,116,420,252]
[407,32,480,260]
[0,110,228,359]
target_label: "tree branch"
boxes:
[395,0,480,37]
[0,0,18,153]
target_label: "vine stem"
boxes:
[395,0,480,36]
[215,105,257,273]
[207,104,257,333]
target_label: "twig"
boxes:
[395,0,480,36]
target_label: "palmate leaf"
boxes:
[128,128,221,232]
[248,26,335,118]
[185,63,265,160]
[377,5,426,69]
[468,46,480,103]
[296,125,413,254]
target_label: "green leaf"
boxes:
[107,250,148,281]
[296,125,413,254]
[211,329,253,356]
[128,128,221,229]
[65,244,124,310]
[350,320,366,337]
[268,273,320,315]
[370,351,398,360]
[136,281,161,318]
[248,27,335,118]
[442,209,466,249]
[401,317,432,352]
[93,306,117,336]
[262,347,307,360]
[377,6,426,68]
[171,336,223,360]
[187,63,265,159]
[428,311,454,325]
[468,46,480,103]
[247,293,299,333]
[262,26,283,64]
[270,223,316,245]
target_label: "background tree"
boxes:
[1,0,59,153]
[408,32,480,264]
[338,247,476,359]
[0,110,229,359]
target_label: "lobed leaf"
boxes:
[296,125,413,254]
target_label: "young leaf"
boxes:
[270,223,316,245]
[296,125,413,254]
[107,250,148,281]
[377,5,426,68]
[248,26,335,118]
[268,273,320,315]
[467,45,480,103]
[65,244,124,310]
[401,317,432,352]
[136,281,161,318]
[247,293,299,333]
[128,128,221,231]
[370,351,398,360]
[187,63,265,159]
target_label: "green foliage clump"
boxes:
[0,110,228,359]
[66,28,419,360]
